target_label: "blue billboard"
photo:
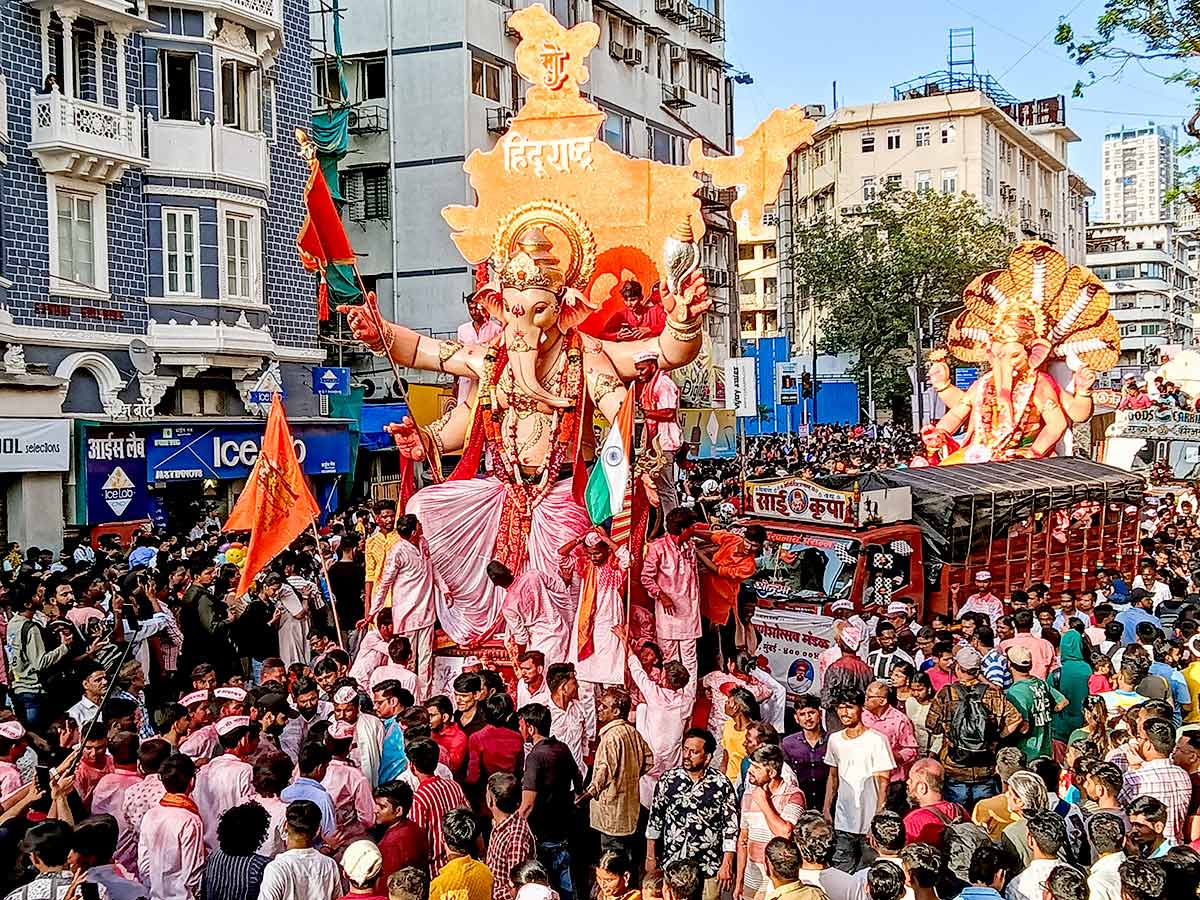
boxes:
[146,423,352,482]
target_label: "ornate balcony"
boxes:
[28,89,145,184]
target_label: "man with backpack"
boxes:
[9,584,74,731]
[922,646,1022,809]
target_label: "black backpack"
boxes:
[946,682,995,765]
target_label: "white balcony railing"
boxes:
[147,118,269,189]
[28,89,144,183]
[216,0,283,30]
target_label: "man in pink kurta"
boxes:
[861,680,919,781]
[371,517,440,692]
[0,720,27,799]
[192,716,258,851]
[635,356,683,515]
[119,751,167,875]
[497,565,575,667]
[624,641,696,808]
[640,508,701,677]
[138,755,206,900]
[566,533,630,734]
[91,760,142,820]
[322,721,376,846]
[348,611,396,691]
[455,302,502,402]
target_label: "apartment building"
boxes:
[0,0,347,546]
[1101,124,1176,225]
[737,216,779,339]
[1086,221,1199,371]
[320,0,738,362]
[775,88,1093,349]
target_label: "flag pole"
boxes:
[310,519,345,651]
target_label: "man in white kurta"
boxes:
[371,518,439,693]
[138,760,206,900]
[347,611,396,691]
[640,509,701,677]
[193,715,258,851]
[624,642,696,808]
[332,685,384,788]
[500,567,576,667]
[566,533,630,735]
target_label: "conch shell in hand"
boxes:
[663,217,701,294]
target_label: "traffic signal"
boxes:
[801,372,813,398]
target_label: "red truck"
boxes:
[739,458,1145,622]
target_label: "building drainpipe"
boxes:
[385,0,399,318]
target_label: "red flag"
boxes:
[224,396,320,595]
[296,130,356,273]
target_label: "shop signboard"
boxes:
[1106,408,1200,441]
[744,476,858,526]
[146,424,351,481]
[0,419,69,472]
[85,429,149,523]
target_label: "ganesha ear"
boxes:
[558,287,600,332]
[470,282,504,321]
[1028,339,1052,370]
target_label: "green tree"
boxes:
[792,189,1010,415]
[1056,3,1200,206]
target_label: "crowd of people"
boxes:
[2,473,1200,900]
[1118,374,1200,413]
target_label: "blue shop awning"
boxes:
[359,403,410,451]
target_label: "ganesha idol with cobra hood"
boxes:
[919,241,1121,466]
[339,3,816,645]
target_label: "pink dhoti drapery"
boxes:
[407,475,590,646]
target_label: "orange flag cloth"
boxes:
[224,396,320,595]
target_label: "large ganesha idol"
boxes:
[922,242,1120,465]
[341,3,815,643]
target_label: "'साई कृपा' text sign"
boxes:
[745,476,858,526]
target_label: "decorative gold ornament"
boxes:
[493,201,597,294]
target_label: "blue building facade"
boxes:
[0,0,341,546]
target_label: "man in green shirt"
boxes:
[1004,645,1068,760]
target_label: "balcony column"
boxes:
[95,26,108,105]
[112,26,130,112]
[38,9,51,85]
[59,12,77,99]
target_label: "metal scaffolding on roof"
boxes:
[889,27,1019,108]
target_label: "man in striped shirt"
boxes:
[737,745,805,900]
[200,802,271,900]
[406,736,469,874]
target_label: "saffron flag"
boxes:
[224,395,320,595]
[296,129,356,274]
[585,389,633,525]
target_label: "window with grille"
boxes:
[362,168,389,220]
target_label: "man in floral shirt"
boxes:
[646,728,738,900]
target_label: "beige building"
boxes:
[737,217,779,339]
[776,89,1094,348]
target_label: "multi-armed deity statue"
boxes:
[341,4,813,644]
[921,241,1121,465]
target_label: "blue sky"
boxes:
[726,0,1196,210]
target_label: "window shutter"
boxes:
[344,171,365,222]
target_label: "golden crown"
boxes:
[498,227,565,292]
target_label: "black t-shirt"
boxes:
[521,736,581,838]
[327,559,366,626]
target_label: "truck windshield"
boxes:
[754,534,858,603]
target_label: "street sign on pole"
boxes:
[724,357,758,417]
[953,367,978,390]
[311,367,351,396]
[777,361,799,406]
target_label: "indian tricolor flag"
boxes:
[585,389,634,525]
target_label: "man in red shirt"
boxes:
[599,281,667,341]
[408,737,470,873]
[372,780,429,893]
[424,694,468,775]
[902,758,967,849]
[464,694,524,812]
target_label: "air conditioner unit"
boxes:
[669,45,686,62]
[609,41,626,60]
[624,47,643,66]
[668,83,687,102]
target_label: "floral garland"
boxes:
[975,370,1040,454]
[481,331,585,573]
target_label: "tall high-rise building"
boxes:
[1101,124,1176,224]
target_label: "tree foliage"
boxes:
[791,189,1010,411]
[1056,1,1200,206]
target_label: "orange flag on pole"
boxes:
[295,129,356,274]
[224,395,320,595]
